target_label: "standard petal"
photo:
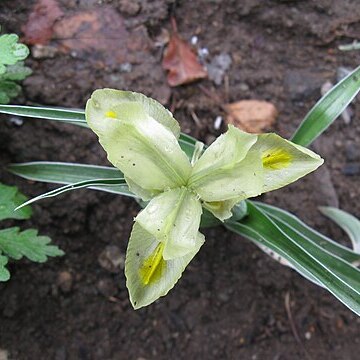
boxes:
[189,141,264,204]
[125,222,204,309]
[190,125,258,180]
[135,188,203,260]
[252,133,324,193]
[85,88,180,138]
[85,89,191,198]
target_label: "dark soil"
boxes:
[1,0,360,359]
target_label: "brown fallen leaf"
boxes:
[225,100,278,133]
[22,0,63,45]
[162,18,207,87]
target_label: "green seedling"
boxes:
[0,32,32,104]
[0,183,64,281]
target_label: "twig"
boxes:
[190,109,202,128]
[285,291,313,360]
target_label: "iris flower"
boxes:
[86,89,323,309]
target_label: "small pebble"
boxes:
[119,0,141,16]
[32,44,58,59]
[8,116,23,127]
[304,331,312,340]
[57,271,73,293]
[119,63,132,73]
[238,82,249,91]
[98,245,125,273]
[198,47,209,59]
[214,116,222,130]
[190,36,198,45]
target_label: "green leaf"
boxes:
[0,254,10,281]
[253,206,360,289]
[0,104,87,125]
[0,34,29,70]
[291,65,360,147]
[16,178,133,209]
[226,202,360,315]
[125,222,204,309]
[0,62,32,81]
[0,183,32,221]
[338,42,360,51]
[319,206,360,254]
[9,161,122,185]
[256,202,360,264]
[0,227,64,262]
[0,81,21,104]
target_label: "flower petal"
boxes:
[253,133,324,193]
[125,222,204,309]
[86,89,191,198]
[189,127,264,204]
[136,188,203,260]
[203,198,241,221]
[190,125,257,180]
[86,88,180,138]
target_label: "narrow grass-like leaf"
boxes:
[291,65,360,147]
[8,162,123,184]
[339,42,360,51]
[0,104,86,123]
[319,207,360,254]
[16,178,134,210]
[226,202,360,315]
[256,202,360,264]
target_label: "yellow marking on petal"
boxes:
[139,242,166,286]
[262,148,292,170]
[105,110,117,119]
[206,201,225,211]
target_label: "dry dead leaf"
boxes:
[225,100,278,133]
[162,19,207,87]
[22,0,63,45]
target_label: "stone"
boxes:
[98,245,125,273]
[57,271,73,293]
[119,0,141,16]
[32,44,58,59]
[207,53,232,85]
